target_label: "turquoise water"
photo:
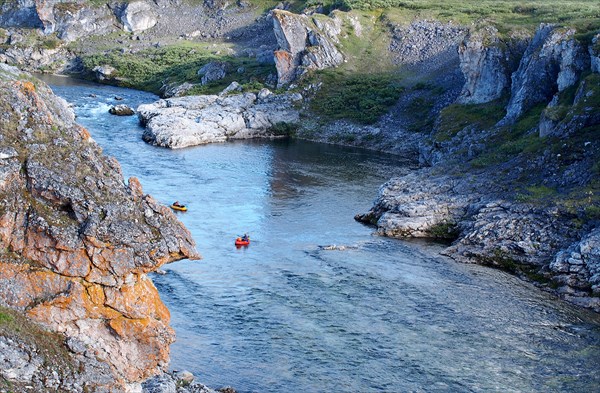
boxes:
[46,76,600,393]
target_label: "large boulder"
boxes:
[114,1,158,33]
[197,61,229,85]
[137,88,301,148]
[0,64,199,391]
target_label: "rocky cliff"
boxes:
[358,22,600,311]
[272,10,344,86]
[0,64,200,391]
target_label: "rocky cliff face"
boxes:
[456,26,527,104]
[272,10,343,86]
[360,21,600,311]
[501,24,589,124]
[0,64,200,391]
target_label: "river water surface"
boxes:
[45,76,600,393]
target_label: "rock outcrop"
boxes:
[355,173,472,239]
[0,64,200,391]
[591,34,600,73]
[0,0,43,28]
[456,26,527,104]
[502,24,589,123]
[137,88,301,148]
[389,19,467,72]
[550,227,600,308]
[35,1,115,42]
[272,10,343,86]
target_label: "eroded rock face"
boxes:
[137,88,301,148]
[502,24,589,123]
[35,0,115,42]
[272,10,343,86]
[0,0,43,28]
[0,64,200,391]
[457,26,527,104]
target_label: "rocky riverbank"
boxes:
[357,24,600,311]
[0,63,199,391]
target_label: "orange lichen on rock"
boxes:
[16,80,36,94]
[75,124,91,141]
[104,276,170,321]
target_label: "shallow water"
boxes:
[45,76,600,393]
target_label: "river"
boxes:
[44,75,600,393]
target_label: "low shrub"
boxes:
[309,71,403,124]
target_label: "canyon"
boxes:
[0,0,599,391]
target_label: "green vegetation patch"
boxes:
[309,70,403,124]
[0,305,73,368]
[436,98,507,142]
[516,185,558,203]
[469,103,546,168]
[428,222,460,239]
[80,42,275,95]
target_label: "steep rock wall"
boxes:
[501,24,589,124]
[0,64,200,391]
[272,10,343,86]
[456,26,528,104]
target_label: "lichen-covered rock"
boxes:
[272,10,343,86]
[137,88,301,148]
[0,64,200,391]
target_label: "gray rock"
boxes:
[161,82,198,98]
[220,81,242,95]
[92,64,117,82]
[590,34,600,73]
[115,1,158,33]
[137,91,300,148]
[457,26,526,104]
[109,104,135,116]
[272,10,343,87]
[502,24,589,124]
[198,61,229,85]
